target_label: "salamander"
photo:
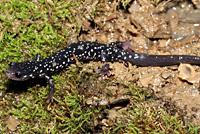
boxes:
[5,40,200,102]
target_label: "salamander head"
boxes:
[6,61,35,81]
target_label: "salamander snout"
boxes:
[5,67,28,81]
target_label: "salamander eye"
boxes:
[15,71,22,78]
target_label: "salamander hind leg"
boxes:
[97,64,110,80]
[108,39,134,51]
[97,52,112,80]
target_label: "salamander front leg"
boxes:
[43,74,55,103]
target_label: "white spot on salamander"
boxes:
[34,66,38,70]
[78,45,84,50]
[179,56,183,60]
[67,58,70,62]
[52,62,57,67]
[102,56,106,62]
[134,54,139,59]
[140,54,145,59]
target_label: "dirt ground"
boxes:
[2,0,200,132]
[76,0,200,126]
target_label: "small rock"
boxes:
[6,117,20,131]
[161,71,171,79]
[178,63,200,83]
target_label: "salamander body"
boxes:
[6,41,200,102]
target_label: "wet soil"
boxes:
[77,0,200,126]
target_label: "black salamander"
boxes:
[5,41,200,102]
